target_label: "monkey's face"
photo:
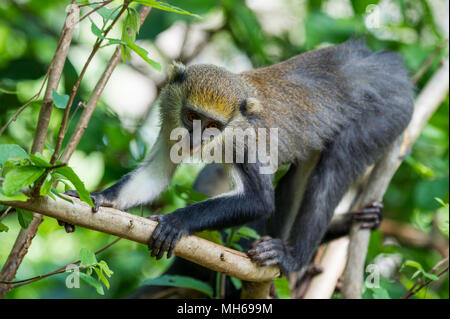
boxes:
[160,62,263,158]
[180,105,226,152]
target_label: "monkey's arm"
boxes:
[147,162,275,259]
[66,133,177,211]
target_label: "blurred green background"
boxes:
[0,0,448,299]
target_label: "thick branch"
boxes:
[342,59,449,299]
[0,196,280,283]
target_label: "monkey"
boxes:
[65,38,414,275]
[128,163,383,299]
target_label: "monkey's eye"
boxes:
[187,112,200,122]
[206,122,220,130]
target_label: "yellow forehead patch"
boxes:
[187,95,235,119]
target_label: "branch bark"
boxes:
[0,2,79,298]
[0,196,280,284]
[341,59,449,299]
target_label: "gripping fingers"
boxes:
[248,237,285,267]
[148,215,184,260]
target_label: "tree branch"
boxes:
[0,196,280,284]
[0,1,79,298]
[60,5,152,163]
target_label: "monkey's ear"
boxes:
[168,62,186,83]
[240,98,263,116]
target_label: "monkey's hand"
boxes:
[148,214,188,260]
[60,190,113,233]
[351,201,383,230]
[247,236,290,273]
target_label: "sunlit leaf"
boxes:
[274,277,291,299]
[3,166,45,195]
[52,89,70,109]
[56,166,94,207]
[0,144,29,165]
[125,41,161,71]
[0,188,29,202]
[133,0,200,18]
[80,248,97,266]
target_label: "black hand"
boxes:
[148,214,188,260]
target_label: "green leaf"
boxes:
[98,260,114,277]
[0,222,9,232]
[79,272,104,295]
[125,41,161,71]
[40,174,55,196]
[0,188,29,202]
[0,144,29,165]
[17,209,33,229]
[51,188,73,204]
[52,89,70,109]
[142,275,213,297]
[435,197,449,209]
[90,20,104,38]
[55,166,94,207]
[235,226,260,240]
[231,242,243,251]
[230,277,242,290]
[195,230,223,245]
[422,272,440,281]
[80,248,97,266]
[96,5,121,22]
[3,166,45,195]
[133,1,200,18]
[30,153,51,168]
[404,260,424,271]
[412,270,422,280]
[173,184,210,204]
[274,277,291,299]
[94,267,110,289]
[121,8,140,61]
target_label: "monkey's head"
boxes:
[159,62,263,153]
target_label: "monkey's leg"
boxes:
[320,201,383,243]
[249,106,408,273]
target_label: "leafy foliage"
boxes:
[0,0,448,299]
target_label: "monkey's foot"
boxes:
[247,236,286,268]
[60,190,111,233]
[148,214,187,260]
[352,201,383,230]
[64,190,111,213]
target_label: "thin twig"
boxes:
[0,237,121,288]
[403,257,449,299]
[60,5,152,162]
[50,3,129,165]
[79,0,113,22]
[0,66,52,136]
[412,40,448,84]
[0,207,13,223]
